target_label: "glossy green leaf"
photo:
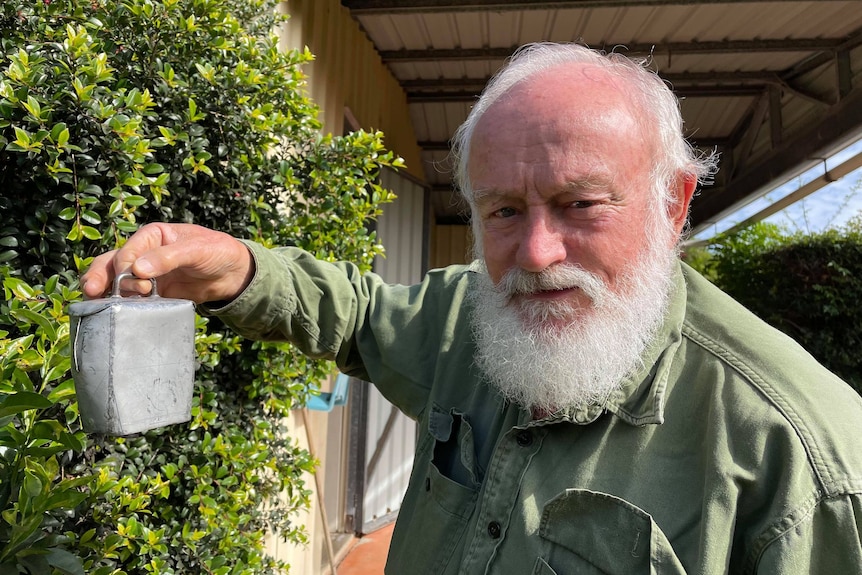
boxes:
[46,548,86,575]
[0,392,53,417]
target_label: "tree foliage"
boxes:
[685,218,862,395]
[0,0,400,572]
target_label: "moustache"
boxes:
[495,263,608,304]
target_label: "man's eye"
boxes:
[571,200,597,209]
[493,207,518,218]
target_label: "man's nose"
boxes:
[515,213,567,272]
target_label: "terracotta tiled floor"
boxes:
[336,523,394,575]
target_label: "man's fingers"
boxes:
[80,251,157,298]
[79,223,252,303]
[79,224,179,298]
[111,223,178,277]
[81,250,118,298]
[129,241,199,281]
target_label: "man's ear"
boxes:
[668,174,697,235]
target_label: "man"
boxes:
[82,43,862,573]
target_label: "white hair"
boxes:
[450,42,717,246]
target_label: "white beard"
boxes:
[469,242,677,414]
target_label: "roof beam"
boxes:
[380,38,846,63]
[400,71,778,91]
[783,29,862,82]
[344,0,810,15]
[689,86,862,228]
[689,149,862,240]
[407,84,764,102]
[418,135,732,151]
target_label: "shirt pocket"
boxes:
[538,489,688,575]
[386,407,479,575]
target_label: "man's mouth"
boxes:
[512,286,581,302]
[526,285,579,294]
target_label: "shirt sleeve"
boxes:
[202,240,468,418]
[751,493,862,573]
[203,241,369,356]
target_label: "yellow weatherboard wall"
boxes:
[278,0,424,183]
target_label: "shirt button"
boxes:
[515,430,533,447]
[487,521,502,539]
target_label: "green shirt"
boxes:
[213,243,862,574]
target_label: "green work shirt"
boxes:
[211,242,862,574]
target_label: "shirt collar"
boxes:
[608,260,686,426]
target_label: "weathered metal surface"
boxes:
[69,274,195,436]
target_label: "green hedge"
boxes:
[0,0,400,573]
[686,218,862,395]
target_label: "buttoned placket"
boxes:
[458,420,547,574]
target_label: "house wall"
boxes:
[278,0,424,181]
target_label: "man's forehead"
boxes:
[491,63,633,108]
[473,65,644,142]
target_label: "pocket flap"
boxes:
[540,489,687,575]
[429,406,455,441]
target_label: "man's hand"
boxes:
[80,223,255,304]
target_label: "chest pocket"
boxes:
[537,489,688,575]
[386,407,479,575]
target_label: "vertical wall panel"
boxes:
[375,169,425,283]
[359,169,426,528]
[430,223,473,268]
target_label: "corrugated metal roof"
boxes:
[341,1,862,229]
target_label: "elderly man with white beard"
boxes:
[82,43,862,574]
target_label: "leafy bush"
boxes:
[685,218,862,394]
[0,0,400,572]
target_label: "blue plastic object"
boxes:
[306,372,350,412]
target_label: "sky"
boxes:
[692,138,862,242]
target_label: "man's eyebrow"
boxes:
[472,188,505,203]
[470,169,619,202]
[561,174,616,191]
[472,176,615,201]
